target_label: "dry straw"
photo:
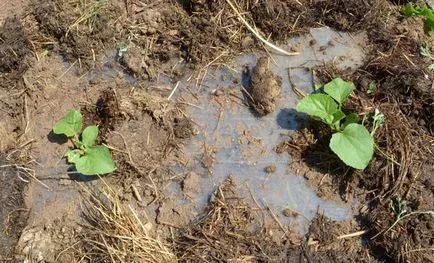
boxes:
[78,181,177,262]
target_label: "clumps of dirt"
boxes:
[181,172,200,200]
[0,156,29,261]
[264,164,276,174]
[247,57,282,116]
[174,176,302,262]
[305,214,368,261]
[120,44,156,79]
[119,89,194,140]
[0,17,31,89]
[16,218,79,263]
[81,87,123,140]
[77,185,177,262]
[0,112,22,153]
[105,88,195,205]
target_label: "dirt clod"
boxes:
[121,45,143,77]
[182,172,200,199]
[248,57,282,116]
[264,164,276,174]
[157,199,192,228]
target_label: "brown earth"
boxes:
[0,0,433,262]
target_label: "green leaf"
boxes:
[342,113,360,129]
[296,94,339,126]
[53,110,83,137]
[324,78,355,105]
[425,18,434,36]
[402,3,419,17]
[329,123,374,169]
[81,125,99,147]
[66,149,82,164]
[332,110,346,125]
[402,3,434,35]
[75,146,116,175]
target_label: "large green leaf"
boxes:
[81,125,99,147]
[324,78,355,105]
[296,94,339,126]
[329,123,374,170]
[75,146,116,175]
[53,110,83,137]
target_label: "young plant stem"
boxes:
[71,135,84,150]
[371,210,434,239]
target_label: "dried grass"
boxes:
[78,181,177,262]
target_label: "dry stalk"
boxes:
[225,0,299,56]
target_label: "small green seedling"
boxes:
[402,3,434,36]
[117,42,128,58]
[367,82,377,94]
[370,109,384,136]
[371,197,434,239]
[420,44,434,71]
[53,110,116,176]
[296,78,374,170]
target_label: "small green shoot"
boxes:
[371,197,434,239]
[296,78,375,170]
[370,109,385,136]
[53,109,116,176]
[420,44,434,71]
[117,42,128,58]
[367,82,377,94]
[402,2,434,36]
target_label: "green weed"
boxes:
[53,109,116,176]
[402,2,434,36]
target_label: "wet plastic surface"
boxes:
[170,27,367,233]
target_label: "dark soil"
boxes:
[0,17,30,89]
[0,157,29,262]
[30,0,122,71]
